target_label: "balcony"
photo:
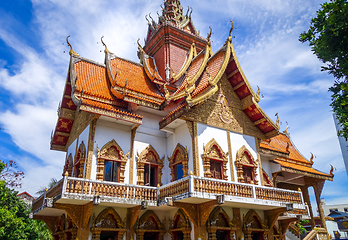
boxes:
[32,175,306,216]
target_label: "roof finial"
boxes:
[330,164,335,176]
[255,85,261,103]
[284,121,289,135]
[66,35,79,56]
[137,38,144,53]
[310,152,314,164]
[275,113,280,128]
[207,26,212,43]
[145,15,151,25]
[101,36,110,53]
[229,20,234,37]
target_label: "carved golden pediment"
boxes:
[203,138,228,162]
[97,139,129,162]
[137,145,164,164]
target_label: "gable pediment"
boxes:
[181,74,265,139]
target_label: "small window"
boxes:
[210,160,223,179]
[330,208,338,213]
[104,161,120,182]
[175,164,184,180]
[243,166,253,183]
[144,164,157,187]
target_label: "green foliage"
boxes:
[299,0,348,138]
[298,220,309,234]
[0,165,52,239]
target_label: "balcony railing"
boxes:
[158,175,304,206]
[32,175,305,214]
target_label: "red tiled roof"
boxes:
[274,159,331,177]
[191,51,225,97]
[75,61,113,100]
[260,133,309,164]
[109,58,164,100]
[81,98,142,119]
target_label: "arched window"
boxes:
[135,211,165,240]
[137,145,164,186]
[96,140,129,183]
[206,206,236,240]
[73,142,85,178]
[62,154,73,177]
[262,169,273,187]
[169,209,191,240]
[169,144,189,181]
[235,146,258,184]
[202,139,228,180]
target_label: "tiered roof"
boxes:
[51,1,279,151]
[260,133,333,180]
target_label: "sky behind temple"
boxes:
[0,0,347,208]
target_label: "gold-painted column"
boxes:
[227,131,235,181]
[255,138,264,185]
[85,117,98,179]
[313,181,327,230]
[129,126,139,184]
[233,208,243,240]
[301,186,315,228]
[193,122,200,176]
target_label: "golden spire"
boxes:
[66,35,79,56]
[229,20,234,37]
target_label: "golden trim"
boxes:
[193,121,200,176]
[227,131,235,181]
[129,126,139,184]
[172,42,196,81]
[187,44,212,86]
[66,35,79,57]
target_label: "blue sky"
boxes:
[0,0,346,208]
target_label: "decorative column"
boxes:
[183,230,191,240]
[78,157,85,178]
[96,159,104,181]
[118,231,127,240]
[207,227,217,240]
[85,118,98,179]
[301,186,315,228]
[129,126,139,184]
[233,208,243,240]
[227,131,235,181]
[244,230,252,240]
[136,233,144,240]
[137,163,145,185]
[313,181,327,229]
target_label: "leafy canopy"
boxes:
[0,162,52,240]
[299,0,348,138]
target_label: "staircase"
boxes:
[303,228,330,240]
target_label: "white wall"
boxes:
[94,119,132,182]
[197,123,259,183]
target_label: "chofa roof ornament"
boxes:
[66,35,79,57]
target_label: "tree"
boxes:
[0,160,25,188]
[0,162,52,239]
[36,178,58,196]
[299,0,348,138]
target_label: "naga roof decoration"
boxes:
[260,132,333,180]
[51,3,281,151]
[160,22,279,139]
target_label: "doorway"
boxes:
[144,232,158,240]
[216,230,230,240]
[251,231,263,240]
[100,231,118,240]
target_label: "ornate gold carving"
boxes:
[74,142,86,178]
[63,154,73,177]
[136,145,164,186]
[96,139,129,183]
[235,146,258,184]
[218,94,233,124]
[168,143,189,181]
[202,138,228,179]
[66,35,79,57]
[243,209,268,230]
[135,211,165,239]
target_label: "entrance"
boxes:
[100,231,118,240]
[144,232,158,240]
[251,231,263,240]
[174,231,184,240]
[216,230,230,240]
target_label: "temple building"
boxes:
[31,1,334,240]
